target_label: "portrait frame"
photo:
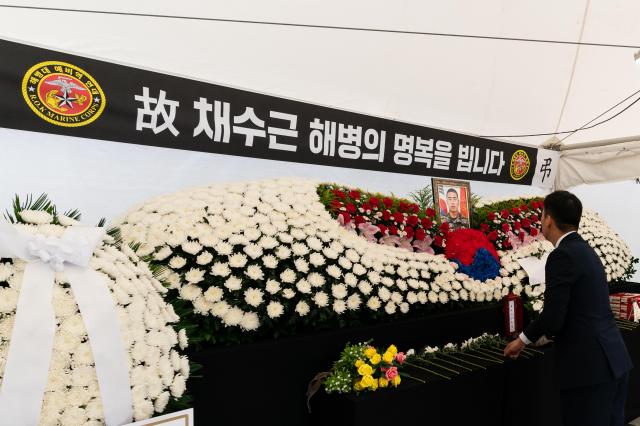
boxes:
[431,178,472,230]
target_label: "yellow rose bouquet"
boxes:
[323,342,423,394]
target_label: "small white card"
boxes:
[123,409,194,426]
[516,253,549,285]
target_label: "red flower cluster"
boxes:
[445,229,499,265]
[477,198,544,251]
[322,184,442,250]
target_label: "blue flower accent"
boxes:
[453,248,500,282]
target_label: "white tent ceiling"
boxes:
[2,0,640,148]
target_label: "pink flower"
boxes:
[385,366,399,381]
[395,352,406,364]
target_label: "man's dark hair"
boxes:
[446,188,458,198]
[543,190,582,232]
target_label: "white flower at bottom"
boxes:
[170,374,187,398]
[179,284,202,301]
[384,301,397,314]
[266,301,284,318]
[244,288,264,307]
[241,311,260,330]
[333,300,347,314]
[331,284,348,299]
[367,296,381,311]
[224,276,242,291]
[347,293,361,310]
[280,269,297,283]
[295,301,310,316]
[400,302,410,313]
[211,301,230,317]
[184,268,205,284]
[204,286,224,303]
[313,291,329,307]
[223,307,244,326]
[265,279,281,294]
[178,329,189,349]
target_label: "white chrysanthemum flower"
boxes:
[331,284,348,299]
[211,262,232,277]
[244,288,264,307]
[265,279,281,294]
[196,251,214,265]
[366,296,381,311]
[306,236,323,251]
[282,288,296,299]
[333,300,347,314]
[240,312,260,330]
[18,209,53,224]
[308,252,326,267]
[275,246,291,260]
[291,243,310,256]
[295,301,310,316]
[358,280,373,295]
[400,302,410,314]
[179,284,202,301]
[212,301,231,317]
[308,272,325,288]
[294,258,310,273]
[154,246,173,261]
[222,307,244,326]
[204,286,224,303]
[280,269,297,283]
[224,276,243,291]
[296,279,312,294]
[245,265,265,281]
[338,256,353,270]
[384,301,397,314]
[228,253,248,268]
[181,241,202,255]
[352,264,367,276]
[327,265,342,279]
[168,256,187,269]
[185,268,205,284]
[266,301,284,318]
[346,293,362,310]
[244,244,264,260]
[214,242,233,256]
[313,291,329,307]
[260,254,278,269]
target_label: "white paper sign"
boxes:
[123,409,194,426]
[516,253,549,285]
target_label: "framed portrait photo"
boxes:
[431,178,472,230]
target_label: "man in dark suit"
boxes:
[504,190,632,426]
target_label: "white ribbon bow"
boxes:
[0,221,133,426]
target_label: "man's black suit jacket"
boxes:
[524,232,632,390]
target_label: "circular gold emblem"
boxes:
[510,150,531,181]
[22,61,105,127]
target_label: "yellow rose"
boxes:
[370,379,379,391]
[354,359,364,368]
[382,351,394,364]
[364,347,377,358]
[370,354,382,365]
[360,374,375,388]
[378,377,389,388]
[354,381,364,391]
[357,363,373,376]
[387,344,398,356]
[392,375,402,387]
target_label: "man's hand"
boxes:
[504,337,526,359]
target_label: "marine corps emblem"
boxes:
[510,149,530,181]
[21,61,105,127]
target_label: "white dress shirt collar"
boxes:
[555,230,577,248]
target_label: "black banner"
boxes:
[0,38,555,186]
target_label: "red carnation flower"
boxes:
[383,197,394,208]
[530,228,539,237]
[405,226,415,238]
[480,223,490,233]
[407,215,419,226]
[426,208,436,218]
[398,201,409,212]
[330,200,343,210]
[520,204,528,212]
[348,190,361,200]
[346,203,357,213]
[393,212,405,223]
[415,228,426,241]
[332,189,346,199]
[501,223,511,232]
[421,217,433,229]
[355,215,365,225]
[411,204,420,214]
[361,202,371,212]
[339,212,351,223]
[389,225,398,235]
[531,214,539,222]
[377,224,388,235]
[382,210,391,221]
[511,207,521,215]
[369,197,380,206]
[514,221,522,231]
[488,231,498,241]
[433,235,443,246]
[503,239,512,249]
[521,218,531,228]
[500,209,510,219]
[487,212,497,221]
[440,222,450,232]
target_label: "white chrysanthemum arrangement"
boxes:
[118,179,547,346]
[0,198,190,425]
